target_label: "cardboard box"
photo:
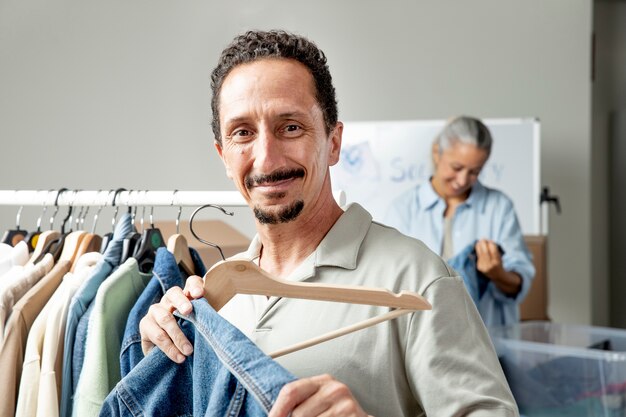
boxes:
[520,235,549,321]
[145,219,251,270]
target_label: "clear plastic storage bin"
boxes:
[489,321,626,417]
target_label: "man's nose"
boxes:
[253,128,286,169]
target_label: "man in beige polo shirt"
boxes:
[139,30,518,417]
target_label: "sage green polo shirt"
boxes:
[219,203,517,416]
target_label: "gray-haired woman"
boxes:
[385,116,535,326]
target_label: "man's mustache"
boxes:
[245,169,305,189]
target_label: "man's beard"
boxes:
[253,200,304,224]
[246,168,306,225]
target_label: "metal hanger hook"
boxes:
[149,205,156,229]
[35,190,50,232]
[49,187,68,230]
[91,189,106,234]
[111,188,127,232]
[170,190,181,234]
[189,204,234,261]
[129,190,140,226]
[63,190,79,233]
[15,205,24,230]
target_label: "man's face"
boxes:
[215,58,342,225]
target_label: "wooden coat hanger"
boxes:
[70,233,102,272]
[204,259,431,311]
[202,259,431,358]
[57,199,88,265]
[28,230,61,265]
[188,204,429,357]
[167,234,195,276]
[59,230,87,265]
[69,205,103,271]
[166,195,195,276]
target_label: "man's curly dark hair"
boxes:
[210,30,338,145]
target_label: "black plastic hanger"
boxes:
[120,191,141,264]
[1,206,28,246]
[33,188,69,264]
[132,205,165,273]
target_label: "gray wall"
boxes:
[0,0,597,325]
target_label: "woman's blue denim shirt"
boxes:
[100,299,296,416]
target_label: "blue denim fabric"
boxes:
[448,241,510,326]
[60,213,133,417]
[100,299,296,417]
[119,247,206,377]
[448,242,489,304]
[72,301,94,389]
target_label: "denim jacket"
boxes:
[448,241,514,326]
[100,299,296,417]
[119,247,206,377]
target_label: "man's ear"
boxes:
[214,140,232,179]
[328,122,343,167]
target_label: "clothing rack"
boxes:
[0,190,247,207]
[0,190,347,208]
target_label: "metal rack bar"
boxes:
[0,190,346,207]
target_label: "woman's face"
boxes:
[431,141,490,200]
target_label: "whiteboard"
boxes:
[331,118,541,234]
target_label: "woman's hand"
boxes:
[474,239,504,277]
[138,275,205,362]
[475,239,522,296]
[269,374,371,417]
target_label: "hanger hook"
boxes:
[60,189,75,234]
[111,188,126,232]
[64,190,80,233]
[130,190,139,225]
[80,204,90,231]
[35,190,50,232]
[75,205,84,231]
[15,205,24,231]
[149,205,156,229]
[170,190,181,234]
[49,187,67,231]
[138,191,147,233]
[189,204,234,261]
[91,189,105,234]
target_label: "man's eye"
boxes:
[228,129,254,142]
[234,129,250,137]
[281,124,303,137]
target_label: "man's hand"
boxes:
[138,275,205,363]
[269,374,370,417]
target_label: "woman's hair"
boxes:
[434,116,492,156]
